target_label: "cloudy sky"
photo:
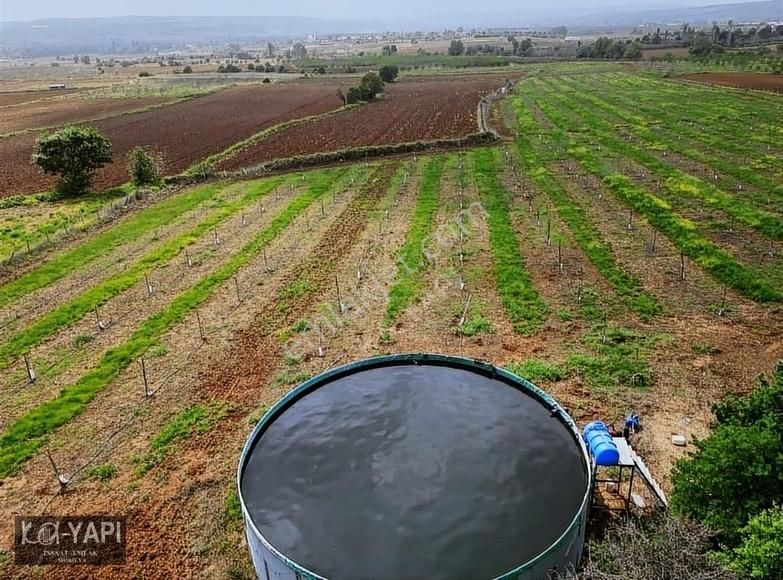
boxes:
[0,0,766,23]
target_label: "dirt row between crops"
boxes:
[217,74,519,171]
[0,168,377,579]
[0,180,319,426]
[0,82,344,198]
[681,72,783,94]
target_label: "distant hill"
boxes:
[396,1,782,30]
[580,0,782,28]
[2,2,780,58]
[0,15,383,57]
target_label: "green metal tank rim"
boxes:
[236,352,593,580]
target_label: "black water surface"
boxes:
[241,364,587,580]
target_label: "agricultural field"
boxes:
[0,63,781,577]
[0,93,174,136]
[682,71,783,92]
[0,88,82,107]
[217,75,510,170]
[0,82,344,198]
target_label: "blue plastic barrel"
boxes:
[582,422,619,466]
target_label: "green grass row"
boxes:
[384,156,447,326]
[535,79,783,241]
[0,176,289,370]
[0,182,235,310]
[517,87,781,303]
[470,148,547,334]
[511,98,661,321]
[0,167,353,479]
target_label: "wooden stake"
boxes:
[557,242,564,273]
[45,450,69,491]
[679,253,687,281]
[234,277,241,303]
[459,294,473,327]
[196,309,206,340]
[335,275,344,314]
[185,248,193,267]
[24,355,36,383]
[140,358,150,397]
[546,220,551,246]
[718,287,728,317]
[145,273,154,295]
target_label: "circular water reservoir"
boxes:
[238,354,591,580]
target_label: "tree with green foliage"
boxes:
[671,362,783,545]
[127,146,164,187]
[346,87,362,105]
[514,38,534,56]
[691,32,714,56]
[32,126,112,195]
[291,43,308,59]
[379,64,399,83]
[347,72,386,104]
[727,506,783,579]
[624,40,643,60]
[448,39,465,55]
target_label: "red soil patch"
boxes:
[682,72,783,93]
[0,82,342,198]
[217,74,513,171]
[0,96,170,134]
[0,89,81,107]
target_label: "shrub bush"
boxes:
[127,146,164,187]
[671,362,783,545]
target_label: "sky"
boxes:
[0,0,766,23]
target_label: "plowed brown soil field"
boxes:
[0,89,81,107]
[217,74,514,171]
[0,95,171,135]
[0,82,342,198]
[682,72,783,93]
